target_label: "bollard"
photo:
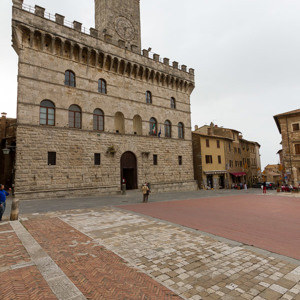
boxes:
[10,197,19,221]
[121,183,126,195]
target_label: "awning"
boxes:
[230,172,246,177]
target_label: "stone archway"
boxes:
[121,151,137,190]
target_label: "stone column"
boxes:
[78,47,82,63]
[70,42,73,60]
[87,49,91,65]
[51,38,55,54]
[40,33,45,51]
[95,52,99,68]
[29,31,34,48]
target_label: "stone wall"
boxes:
[12,2,197,199]
[277,114,300,184]
[14,125,196,199]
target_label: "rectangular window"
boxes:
[230,160,233,168]
[292,123,299,131]
[295,144,300,155]
[234,147,237,153]
[206,139,210,147]
[48,152,56,165]
[229,143,231,151]
[238,148,241,154]
[205,155,213,164]
[235,161,238,167]
[153,154,158,165]
[218,155,221,164]
[94,153,101,165]
[217,140,220,148]
[178,156,182,165]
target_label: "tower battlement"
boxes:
[12,0,194,77]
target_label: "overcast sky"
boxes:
[1,0,300,168]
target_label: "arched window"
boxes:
[164,120,172,138]
[40,100,55,126]
[98,79,107,94]
[146,91,152,104]
[171,97,176,109]
[149,117,157,136]
[178,122,184,139]
[69,105,81,128]
[133,115,142,135]
[115,112,125,134]
[65,70,76,87]
[93,109,104,131]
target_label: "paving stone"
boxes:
[23,217,182,299]
[55,208,299,299]
[9,206,298,300]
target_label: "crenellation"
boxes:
[12,3,192,77]
[13,0,23,8]
[153,54,160,62]
[142,49,149,57]
[189,68,195,75]
[55,13,65,25]
[34,5,45,18]
[73,21,82,32]
[89,28,98,38]
[163,58,170,65]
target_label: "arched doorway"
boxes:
[121,151,137,190]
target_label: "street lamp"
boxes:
[2,148,10,155]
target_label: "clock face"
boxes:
[115,17,135,41]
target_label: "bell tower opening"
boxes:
[94,0,141,53]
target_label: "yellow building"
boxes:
[192,126,227,189]
[192,123,261,189]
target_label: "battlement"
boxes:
[12,0,195,76]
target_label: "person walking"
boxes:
[0,184,11,221]
[262,181,267,194]
[142,183,149,203]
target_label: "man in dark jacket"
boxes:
[0,184,11,221]
[262,181,267,194]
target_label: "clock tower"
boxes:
[95,0,141,53]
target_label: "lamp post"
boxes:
[2,148,10,155]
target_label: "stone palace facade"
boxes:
[11,0,197,199]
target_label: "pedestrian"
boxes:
[0,184,11,222]
[142,183,149,203]
[262,181,267,194]
[146,182,151,197]
[244,183,247,190]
